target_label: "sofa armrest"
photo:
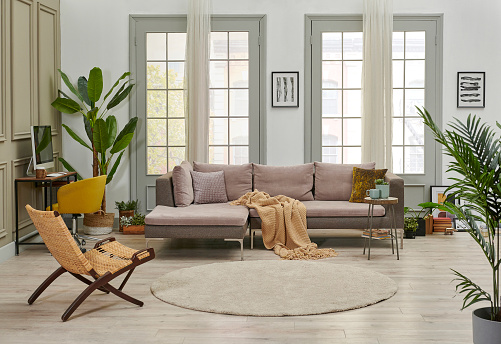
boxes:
[385,172,404,229]
[156,172,175,207]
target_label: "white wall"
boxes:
[60,0,501,209]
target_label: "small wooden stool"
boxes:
[445,227,455,235]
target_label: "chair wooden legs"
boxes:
[102,283,143,307]
[28,267,66,305]
[69,272,110,294]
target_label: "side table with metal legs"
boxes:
[363,196,399,260]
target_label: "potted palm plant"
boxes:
[418,107,501,343]
[51,67,138,235]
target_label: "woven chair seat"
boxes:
[84,241,152,276]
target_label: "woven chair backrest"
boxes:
[25,205,93,275]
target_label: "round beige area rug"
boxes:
[151,260,397,316]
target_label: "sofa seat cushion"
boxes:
[248,201,385,218]
[146,203,249,227]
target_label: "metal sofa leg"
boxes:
[225,238,244,261]
[146,238,164,248]
[250,229,255,250]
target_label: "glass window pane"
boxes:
[343,32,363,60]
[322,32,342,60]
[147,119,166,146]
[168,147,185,171]
[392,32,404,59]
[405,89,424,116]
[168,119,186,146]
[393,117,404,145]
[343,61,362,88]
[168,90,185,118]
[404,118,424,145]
[210,90,228,117]
[393,60,404,88]
[209,146,228,164]
[147,91,166,118]
[405,31,425,59]
[393,89,404,117]
[343,118,361,145]
[148,147,167,175]
[209,118,228,145]
[322,146,340,163]
[343,147,361,164]
[147,62,166,89]
[168,33,186,60]
[168,62,184,89]
[392,146,404,174]
[230,146,249,165]
[210,32,228,59]
[405,60,425,88]
[147,33,166,60]
[210,61,228,88]
[322,118,342,146]
[229,61,248,88]
[322,90,341,117]
[405,146,424,173]
[343,90,361,117]
[229,32,248,59]
[230,118,248,145]
[322,61,342,88]
[229,90,248,117]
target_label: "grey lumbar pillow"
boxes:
[172,161,194,207]
[190,170,229,204]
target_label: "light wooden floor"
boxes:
[0,229,488,344]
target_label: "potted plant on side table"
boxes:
[115,200,139,232]
[375,179,389,199]
[120,213,145,235]
[419,107,501,343]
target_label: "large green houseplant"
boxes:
[51,67,137,213]
[418,107,501,341]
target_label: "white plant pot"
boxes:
[472,307,501,344]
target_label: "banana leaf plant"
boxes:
[51,67,137,212]
[418,107,501,322]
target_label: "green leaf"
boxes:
[103,72,131,102]
[113,117,138,145]
[110,133,133,154]
[78,76,92,106]
[58,69,83,103]
[58,158,82,180]
[106,150,124,184]
[87,67,103,102]
[51,98,81,114]
[83,115,93,142]
[35,126,52,155]
[106,84,134,110]
[93,118,109,154]
[106,116,117,148]
[62,124,92,151]
[58,89,73,100]
[87,107,98,123]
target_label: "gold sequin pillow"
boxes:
[349,167,388,203]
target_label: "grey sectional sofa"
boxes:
[145,162,404,260]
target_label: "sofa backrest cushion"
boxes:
[314,162,376,201]
[172,161,194,207]
[193,162,252,201]
[253,163,315,201]
[190,170,229,204]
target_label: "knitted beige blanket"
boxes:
[231,190,338,260]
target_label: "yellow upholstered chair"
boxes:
[48,175,107,248]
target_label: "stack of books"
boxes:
[361,229,391,240]
[433,217,452,232]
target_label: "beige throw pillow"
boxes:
[190,170,229,204]
[172,161,194,207]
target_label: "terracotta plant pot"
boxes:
[123,225,144,235]
[118,210,135,232]
[83,212,114,235]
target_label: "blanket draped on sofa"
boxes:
[231,191,338,260]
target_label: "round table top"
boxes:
[363,196,398,205]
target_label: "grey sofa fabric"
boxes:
[145,223,248,239]
[193,162,252,201]
[156,171,175,207]
[386,172,404,229]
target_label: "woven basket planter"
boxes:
[123,225,144,235]
[118,210,135,232]
[83,212,114,235]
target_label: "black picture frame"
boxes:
[457,71,485,108]
[271,72,299,107]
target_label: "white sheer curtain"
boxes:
[361,0,393,170]
[185,0,211,163]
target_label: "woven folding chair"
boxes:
[26,205,155,321]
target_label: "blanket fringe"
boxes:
[274,243,338,260]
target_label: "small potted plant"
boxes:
[120,213,145,235]
[375,179,389,199]
[403,216,418,239]
[404,202,438,236]
[115,200,139,232]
